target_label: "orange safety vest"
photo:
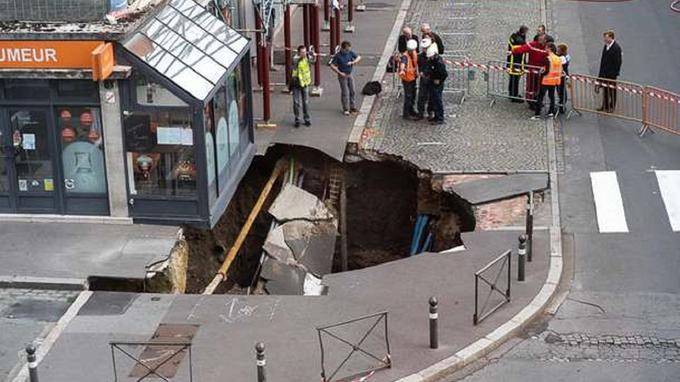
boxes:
[542,53,563,86]
[399,51,418,82]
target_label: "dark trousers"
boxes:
[417,77,433,116]
[402,80,418,117]
[430,83,445,121]
[557,79,567,112]
[535,84,556,115]
[601,78,617,111]
[508,74,521,99]
[526,72,540,110]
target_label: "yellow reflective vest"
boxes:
[292,57,312,88]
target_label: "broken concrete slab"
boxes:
[262,225,295,264]
[450,173,549,205]
[260,259,306,295]
[268,184,335,222]
[282,220,337,276]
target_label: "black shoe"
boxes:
[350,107,359,113]
[412,114,424,121]
[304,121,311,127]
[427,116,437,122]
[430,119,445,125]
[294,121,300,128]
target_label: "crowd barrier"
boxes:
[442,54,470,98]
[443,59,680,137]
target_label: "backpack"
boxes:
[362,81,382,96]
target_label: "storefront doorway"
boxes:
[0,84,109,216]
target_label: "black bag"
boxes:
[288,76,301,92]
[362,81,382,96]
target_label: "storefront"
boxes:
[0,0,255,228]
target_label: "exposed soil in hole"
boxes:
[183,145,474,294]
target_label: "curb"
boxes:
[0,276,88,291]
[346,0,412,148]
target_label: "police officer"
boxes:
[507,25,528,102]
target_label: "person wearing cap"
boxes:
[399,39,419,119]
[426,45,447,124]
[415,38,434,120]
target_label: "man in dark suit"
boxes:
[598,30,622,113]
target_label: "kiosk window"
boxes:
[124,110,196,197]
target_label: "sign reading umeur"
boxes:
[0,41,104,68]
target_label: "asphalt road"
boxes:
[444,1,680,380]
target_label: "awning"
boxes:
[122,0,249,102]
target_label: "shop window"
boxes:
[204,104,218,204]
[57,107,107,194]
[4,80,50,100]
[214,86,230,190]
[227,73,240,159]
[56,80,99,100]
[135,76,188,107]
[124,110,196,197]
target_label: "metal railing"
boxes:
[317,312,392,382]
[642,86,680,136]
[474,250,511,325]
[443,54,470,100]
[110,341,193,382]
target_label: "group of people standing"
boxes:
[397,24,449,125]
[507,24,622,119]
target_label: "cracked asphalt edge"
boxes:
[394,3,568,381]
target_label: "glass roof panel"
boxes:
[123,0,250,102]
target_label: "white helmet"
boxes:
[406,39,418,51]
[421,38,432,49]
[426,45,438,58]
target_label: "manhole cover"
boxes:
[78,292,137,316]
[2,300,71,321]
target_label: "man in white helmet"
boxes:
[399,39,419,119]
[415,38,434,120]
[426,44,447,124]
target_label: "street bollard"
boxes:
[518,234,527,282]
[255,342,266,382]
[26,344,39,382]
[525,192,534,262]
[429,297,439,349]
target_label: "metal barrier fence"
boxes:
[317,312,391,382]
[110,341,193,382]
[443,54,470,100]
[642,86,680,136]
[474,250,511,326]
[568,74,645,125]
[486,60,542,105]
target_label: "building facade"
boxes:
[0,0,255,228]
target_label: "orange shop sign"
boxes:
[0,40,106,69]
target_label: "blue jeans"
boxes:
[292,86,310,122]
[430,82,445,121]
[338,74,356,111]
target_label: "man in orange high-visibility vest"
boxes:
[531,42,562,120]
[399,39,419,119]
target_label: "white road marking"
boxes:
[590,171,629,233]
[655,170,680,232]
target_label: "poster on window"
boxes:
[157,127,182,145]
[22,133,35,150]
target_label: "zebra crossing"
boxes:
[590,170,680,233]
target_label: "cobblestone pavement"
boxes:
[0,288,78,380]
[362,0,548,174]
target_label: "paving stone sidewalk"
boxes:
[362,0,548,174]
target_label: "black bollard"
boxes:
[526,193,534,262]
[429,297,439,349]
[518,234,527,282]
[255,342,266,382]
[26,344,39,382]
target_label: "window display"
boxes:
[59,107,107,194]
[204,104,217,203]
[124,110,196,196]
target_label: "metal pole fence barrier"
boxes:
[317,312,392,382]
[568,74,645,125]
[109,341,193,382]
[641,86,680,137]
[517,235,526,282]
[485,60,543,107]
[256,342,267,382]
[442,55,470,101]
[473,250,512,325]
[525,192,534,262]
